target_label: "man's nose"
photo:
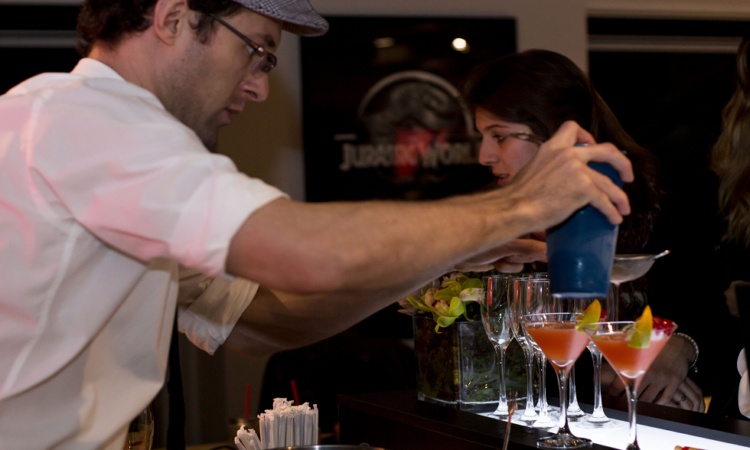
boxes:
[242,72,270,102]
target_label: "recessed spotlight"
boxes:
[452,38,469,52]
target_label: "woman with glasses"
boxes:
[463,50,705,412]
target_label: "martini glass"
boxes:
[480,275,514,418]
[584,320,677,450]
[575,251,669,428]
[522,312,592,448]
[510,276,539,424]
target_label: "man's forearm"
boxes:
[226,192,529,296]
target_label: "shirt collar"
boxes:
[71,57,166,108]
[71,58,127,81]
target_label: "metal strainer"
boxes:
[611,250,670,284]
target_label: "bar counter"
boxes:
[338,390,750,450]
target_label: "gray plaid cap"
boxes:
[233,0,329,36]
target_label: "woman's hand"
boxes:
[665,377,705,412]
[602,335,702,411]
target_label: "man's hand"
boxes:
[454,235,547,273]
[724,280,750,317]
[501,121,633,233]
[604,335,701,411]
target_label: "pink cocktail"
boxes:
[585,319,677,450]
[522,313,592,449]
[525,322,590,370]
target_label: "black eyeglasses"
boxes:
[209,13,277,76]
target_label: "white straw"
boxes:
[285,413,293,446]
[313,404,319,445]
[258,415,267,450]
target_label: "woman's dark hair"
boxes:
[464,49,661,253]
[76,0,242,56]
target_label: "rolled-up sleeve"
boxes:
[176,267,258,354]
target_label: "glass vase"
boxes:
[413,315,526,412]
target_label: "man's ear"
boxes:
[152,0,191,45]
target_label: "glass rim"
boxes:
[514,277,549,283]
[521,312,579,323]
[587,320,679,327]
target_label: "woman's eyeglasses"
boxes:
[506,132,545,145]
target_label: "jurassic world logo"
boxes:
[337,71,478,184]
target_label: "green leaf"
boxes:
[454,274,469,285]
[449,297,466,317]
[435,303,451,317]
[434,287,455,301]
[407,295,432,313]
[437,316,457,328]
[461,278,484,290]
[442,280,462,294]
[435,324,442,334]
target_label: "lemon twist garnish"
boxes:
[628,305,653,349]
[577,300,601,333]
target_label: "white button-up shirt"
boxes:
[0,58,287,449]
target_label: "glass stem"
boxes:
[554,366,573,435]
[608,282,620,322]
[623,379,640,450]
[523,347,538,418]
[494,344,508,414]
[569,364,579,409]
[539,354,548,413]
[590,347,606,419]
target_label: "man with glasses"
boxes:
[0,0,632,448]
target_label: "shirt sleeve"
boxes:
[738,348,750,419]
[26,81,287,276]
[176,266,258,354]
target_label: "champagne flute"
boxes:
[125,406,154,450]
[480,275,514,418]
[522,311,592,449]
[518,278,556,429]
[509,275,538,424]
[566,366,585,420]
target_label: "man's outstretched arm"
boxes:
[222,122,632,355]
[226,121,632,297]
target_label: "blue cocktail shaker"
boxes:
[546,161,623,298]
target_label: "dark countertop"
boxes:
[338,390,750,450]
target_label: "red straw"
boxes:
[244,384,251,419]
[290,379,300,406]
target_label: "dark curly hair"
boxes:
[76,0,242,56]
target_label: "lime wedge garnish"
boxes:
[577,299,601,332]
[628,305,653,349]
